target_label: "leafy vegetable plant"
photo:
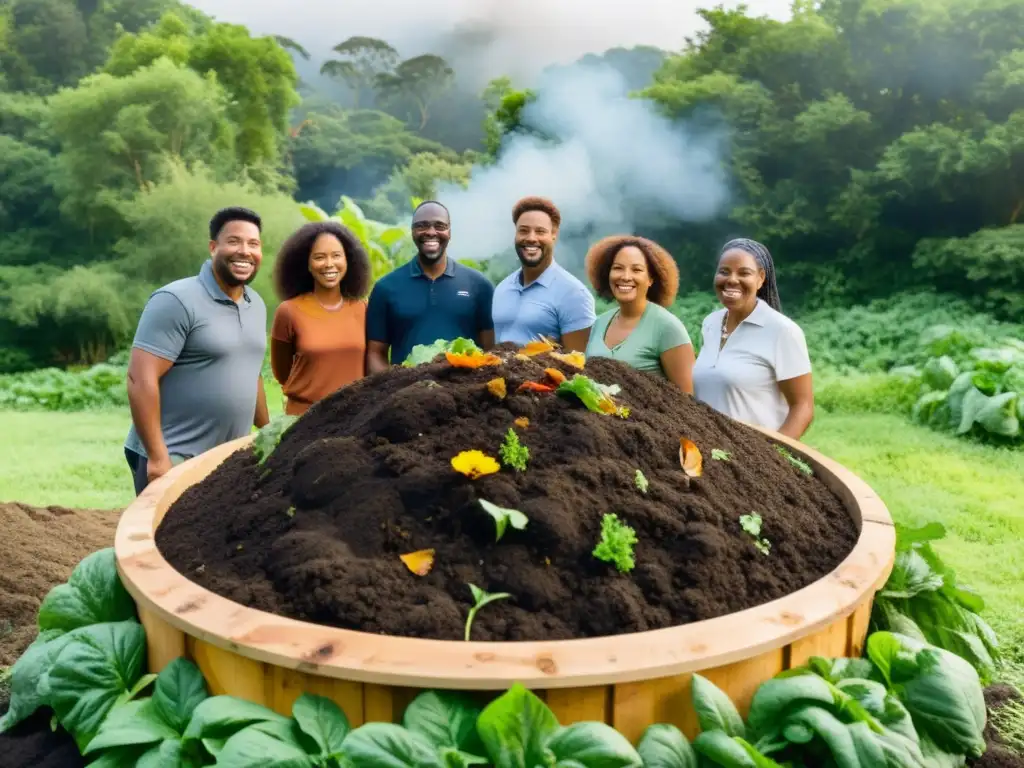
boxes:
[870,521,1000,683]
[475,683,642,768]
[908,331,1024,442]
[711,448,731,461]
[498,427,529,471]
[634,469,649,493]
[463,583,511,642]
[592,513,638,573]
[253,414,298,465]
[739,513,771,556]
[478,498,529,541]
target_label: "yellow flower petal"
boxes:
[451,450,501,479]
[400,549,435,576]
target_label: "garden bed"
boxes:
[154,344,859,641]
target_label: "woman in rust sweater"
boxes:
[270,221,372,416]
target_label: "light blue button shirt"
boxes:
[491,261,596,345]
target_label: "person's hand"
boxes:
[146,453,173,485]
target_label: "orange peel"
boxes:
[680,438,703,478]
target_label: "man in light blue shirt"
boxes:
[492,196,596,351]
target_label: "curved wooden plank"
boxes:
[115,425,894,690]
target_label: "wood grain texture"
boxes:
[115,425,894,730]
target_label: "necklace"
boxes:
[317,296,344,311]
[721,311,733,340]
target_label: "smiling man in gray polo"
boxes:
[123,206,271,495]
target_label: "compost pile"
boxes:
[156,342,858,641]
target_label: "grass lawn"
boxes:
[1,405,1021,674]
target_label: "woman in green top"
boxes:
[583,235,695,393]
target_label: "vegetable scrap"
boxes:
[451,450,500,479]
[680,438,703,478]
[486,377,507,399]
[592,513,638,573]
[400,549,435,575]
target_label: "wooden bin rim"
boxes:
[115,425,895,690]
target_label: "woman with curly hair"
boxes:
[691,238,813,438]
[270,221,372,416]
[583,235,695,392]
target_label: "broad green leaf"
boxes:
[152,657,209,734]
[546,721,642,767]
[694,731,783,767]
[41,620,147,751]
[182,695,289,743]
[956,387,989,434]
[298,203,330,222]
[342,722,446,767]
[38,548,136,632]
[217,726,316,767]
[693,674,746,738]
[880,550,944,599]
[253,414,299,465]
[0,629,71,732]
[975,391,1019,436]
[894,522,947,550]
[870,632,987,758]
[402,339,450,367]
[476,683,559,768]
[136,738,185,768]
[292,693,350,756]
[922,356,958,390]
[403,690,484,756]
[636,724,697,768]
[84,699,179,753]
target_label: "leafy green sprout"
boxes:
[775,444,813,475]
[712,449,732,461]
[592,513,638,573]
[740,513,771,556]
[478,499,528,541]
[634,469,649,493]
[464,584,511,642]
[499,428,529,472]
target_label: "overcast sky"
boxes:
[187,0,793,82]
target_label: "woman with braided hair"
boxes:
[691,238,815,439]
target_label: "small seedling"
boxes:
[740,513,771,556]
[285,506,295,518]
[634,469,649,494]
[592,513,638,573]
[775,444,813,475]
[464,583,511,641]
[712,449,732,461]
[499,428,529,472]
[478,499,529,541]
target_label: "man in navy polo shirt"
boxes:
[492,196,595,351]
[366,200,495,371]
[124,206,271,495]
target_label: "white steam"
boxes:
[442,63,731,272]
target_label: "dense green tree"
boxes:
[376,54,455,130]
[104,11,299,169]
[319,36,399,108]
[48,57,236,235]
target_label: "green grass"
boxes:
[802,413,1024,671]
[1,403,1021,684]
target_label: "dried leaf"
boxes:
[486,377,507,399]
[679,438,703,478]
[451,450,501,479]
[514,353,531,362]
[446,351,502,368]
[543,367,567,385]
[400,549,435,576]
[514,417,530,428]
[549,351,586,369]
[516,380,556,394]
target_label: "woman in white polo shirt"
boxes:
[692,238,814,439]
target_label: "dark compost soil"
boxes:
[156,347,860,641]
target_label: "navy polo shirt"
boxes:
[366,257,495,365]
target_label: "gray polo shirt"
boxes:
[124,259,267,459]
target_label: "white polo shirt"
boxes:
[692,299,811,431]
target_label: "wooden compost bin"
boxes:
[114,427,895,743]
